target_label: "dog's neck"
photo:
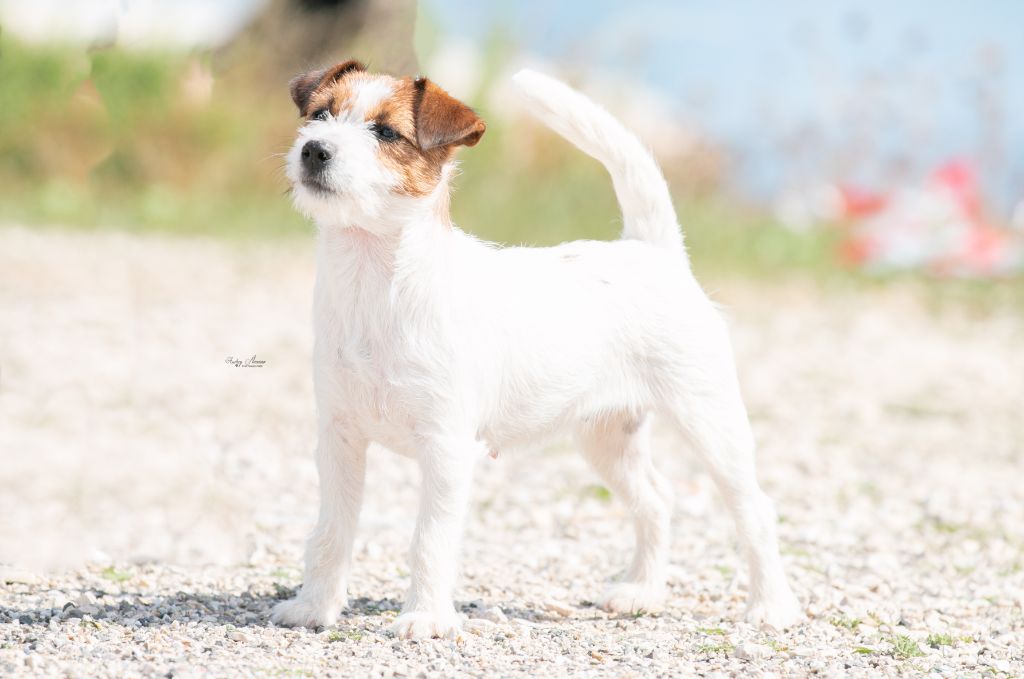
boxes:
[314,181,463,302]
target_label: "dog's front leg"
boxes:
[271,423,367,628]
[390,439,480,640]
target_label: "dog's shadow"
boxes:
[2,586,560,631]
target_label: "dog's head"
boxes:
[285,60,485,229]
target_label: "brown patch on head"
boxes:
[288,60,366,116]
[290,63,487,198]
[411,77,486,150]
[364,77,486,197]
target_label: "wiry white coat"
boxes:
[271,70,802,639]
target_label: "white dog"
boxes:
[269,61,802,639]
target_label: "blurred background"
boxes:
[1,0,1023,283]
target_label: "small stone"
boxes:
[0,568,40,585]
[228,631,250,643]
[463,619,495,635]
[18,614,33,625]
[512,620,534,638]
[989,659,1011,673]
[733,641,772,660]
[473,606,507,624]
[544,600,574,617]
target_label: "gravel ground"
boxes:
[1,225,1022,678]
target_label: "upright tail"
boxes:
[512,69,685,254]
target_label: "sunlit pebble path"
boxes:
[1,226,1021,677]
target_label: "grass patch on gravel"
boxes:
[326,629,363,642]
[926,633,956,648]
[889,635,926,659]
[581,484,614,503]
[99,566,132,583]
[696,626,727,635]
[271,583,295,600]
[830,615,862,630]
[696,642,734,655]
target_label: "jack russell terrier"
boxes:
[269,60,802,639]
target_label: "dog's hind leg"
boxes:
[577,412,673,615]
[665,370,803,630]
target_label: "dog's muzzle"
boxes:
[301,140,334,175]
[300,139,335,193]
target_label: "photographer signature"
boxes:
[225,355,266,368]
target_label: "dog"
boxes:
[269,60,802,639]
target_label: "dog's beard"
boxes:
[300,174,336,196]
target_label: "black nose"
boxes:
[301,140,333,173]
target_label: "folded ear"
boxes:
[289,60,367,115]
[413,77,486,151]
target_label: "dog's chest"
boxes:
[329,313,394,384]
[317,289,396,386]
[313,265,438,430]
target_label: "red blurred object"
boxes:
[836,159,1024,277]
[836,185,888,219]
[931,160,982,222]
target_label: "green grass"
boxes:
[0,182,308,240]
[2,36,1022,307]
[582,484,614,503]
[100,566,132,583]
[696,642,734,654]
[889,635,925,659]
[326,629,363,642]
[830,615,862,631]
[271,583,295,600]
[696,626,727,636]
[0,35,301,239]
[926,633,956,648]
[0,36,846,270]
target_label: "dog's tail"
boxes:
[512,69,685,254]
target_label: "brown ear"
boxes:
[289,60,367,115]
[413,77,486,151]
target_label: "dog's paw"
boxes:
[270,596,340,628]
[389,610,464,641]
[597,582,666,615]
[744,591,804,631]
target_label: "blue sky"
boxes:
[424,0,1024,208]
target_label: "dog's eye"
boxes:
[311,108,330,122]
[374,124,400,142]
